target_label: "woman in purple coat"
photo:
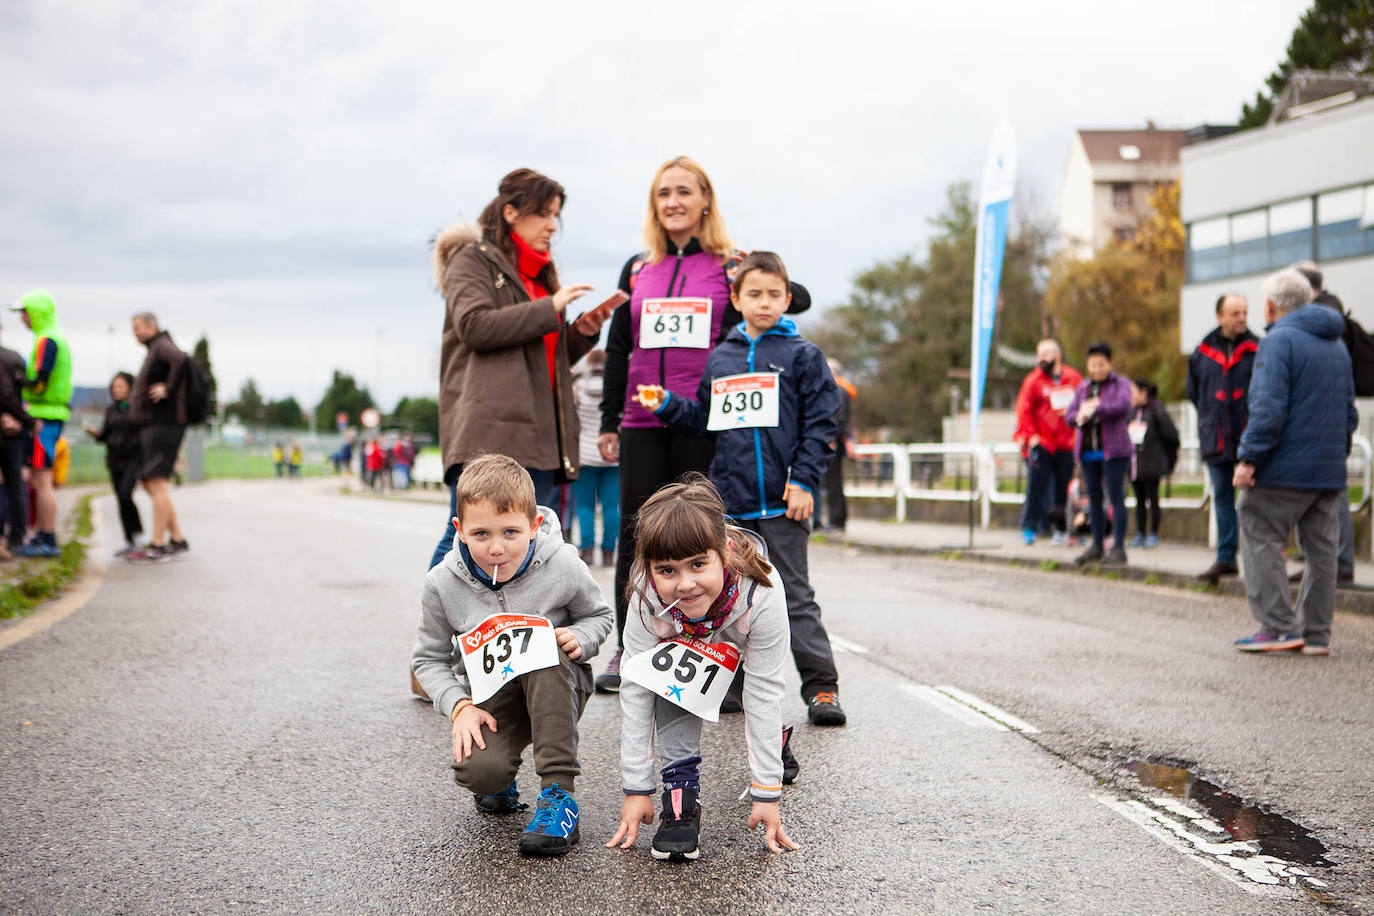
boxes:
[1066,342,1133,567]
[595,156,810,691]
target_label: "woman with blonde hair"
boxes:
[594,156,809,692]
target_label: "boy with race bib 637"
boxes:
[411,454,612,857]
[634,251,846,727]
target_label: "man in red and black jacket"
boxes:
[1187,293,1258,583]
[1012,339,1083,544]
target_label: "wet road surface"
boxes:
[2,480,1370,914]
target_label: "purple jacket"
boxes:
[621,250,732,428]
[1066,373,1133,461]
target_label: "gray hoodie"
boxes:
[411,507,614,719]
[619,531,790,801]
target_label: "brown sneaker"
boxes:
[1197,561,1238,582]
[602,549,615,568]
[580,548,595,566]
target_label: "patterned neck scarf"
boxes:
[654,568,739,639]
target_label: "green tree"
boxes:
[314,370,375,430]
[1239,0,1374,127]
[191,336,218,417]
[226,378,266,424]
[808,182,1050,440]
[393,396,439,438]
[263,396,306,429]
[1044,182,1187,399]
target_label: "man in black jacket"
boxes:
[1187,293,1258,583]
[0,323,32,557]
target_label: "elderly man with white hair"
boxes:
[1231,268,1357,655]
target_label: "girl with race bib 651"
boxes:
[605,475,800,861]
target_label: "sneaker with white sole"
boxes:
[595,646,622,694]
[1233,629,1304,653]
[651,786,701,862]
[1300,644,1330,656]
[518,785,579,857]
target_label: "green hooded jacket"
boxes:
[17,290,72,422]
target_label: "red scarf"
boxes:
[509,231,559,390]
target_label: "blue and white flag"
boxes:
[969,122,1018,445]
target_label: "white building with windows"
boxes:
[1059,125,1188,258]
[1180,94,1374,350]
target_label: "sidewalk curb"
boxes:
[821,533,1374,618]
[0,494,110,651]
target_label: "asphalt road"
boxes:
[1,480,1370,914]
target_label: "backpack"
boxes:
[183,357,213,424]
[1343,314,1374,397]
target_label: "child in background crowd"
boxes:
[634,252,847,727]
[83,372,143,556]
[411,454,612,857]
[573,349,619,568]
[606,475,799,861]
[1128,379,1180,548]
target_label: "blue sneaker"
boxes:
[518,784,579,856]
[1129,533,1146,547]
[1144,534,1160,549]
[16,539,60,558]
[473,779,527,815]
[1021,528,1035,546]
[1234,629,1305,653]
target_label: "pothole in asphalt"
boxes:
[1121,759,1333,868]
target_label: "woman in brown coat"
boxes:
[427,169,609,569]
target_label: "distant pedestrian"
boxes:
[288,443,302,478]
[365,437,386,490]
[392,435,414,489]
[1232,269,1355,656]
[126,312,191,563]
[84,372,144,556]
[1187,293,1258,584]
[272,442,285,477]
[1294,260,1359,585]
[1066,342,1132,567]
[820,359,856,535]
[1127,379,1179,548]
[1013,339,1084,545]
[572,349,619,567]
[0,321,28,556]
[10,290,72,559]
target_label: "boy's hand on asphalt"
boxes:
[605,795,656,849]
[748,801,800,853]
[554,627,582,660]
[633,385,666,411]
[451,705,497,763]
[784,486,814,521]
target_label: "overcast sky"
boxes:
[0,0,1310,410]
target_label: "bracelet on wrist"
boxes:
[451,699,472,722]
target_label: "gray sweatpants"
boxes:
[1337,489,1354,579]
[654,696,703,772]
[733,515,839,699]
[450,651,590,795]
[1238,486,1339,647]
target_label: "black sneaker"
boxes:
[473,779,527,815]
[1074,546,1103,567]
[126,544,172,564]
[1102,546,1127,566]
[168,539,190,554]
[806,690,847,726]
[780,725,799,785]
[651,786,701,861]
[719,696,743,714]
[594,646,622,694]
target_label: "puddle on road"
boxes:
[1122,759,1333,868]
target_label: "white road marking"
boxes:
[902,684,1009,731]
[1093,794,1323,895]
[933,685,1041,734]
[828,635,869,655]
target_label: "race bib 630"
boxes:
[706,373,780,431]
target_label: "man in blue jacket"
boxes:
[1232,269,1357,655]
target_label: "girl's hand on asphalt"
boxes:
[598,433,619,462]
[554,627,582,660]
[748,801,800,853]
[605,795,656,849]
[552,284,594,313]
[451,705,498,763]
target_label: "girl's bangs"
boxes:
[639,498,722,562]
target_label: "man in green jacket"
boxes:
[9,290,72,558]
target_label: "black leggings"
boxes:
[1133,476,1161,536]
[613,427,716,645]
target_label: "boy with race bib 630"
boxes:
[411,454,613,857]
[634,251,846,727]
[606,475,800,860]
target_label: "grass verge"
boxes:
[0,493,94,619]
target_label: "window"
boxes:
[1267,198,1313,268]
[1188,217,1230,282]
[1112,183,1132,210]
[1114,227,1135,243]
[1229,209,1268,276]
[1318,186,1368,259]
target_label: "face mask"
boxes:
[1038,360,1055,374]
